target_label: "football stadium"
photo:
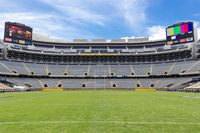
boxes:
[1,1,200,132]
[0,21,200,132]
[0,22,200,91]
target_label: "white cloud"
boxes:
[147,25,166,41]
[198,28,200,40]
[193,21,200,40]
[117,0,148,30]
[120,36,148,42]
[0,12,63,39]
[0,0,150,40]
[39,0,149,31]
[146,22,200,41]
[38,0,108,26]
[0,12,98,40]
[120,26,166,41]
[121,36,143,39]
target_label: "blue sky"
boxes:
[0,0,200,41]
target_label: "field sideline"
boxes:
[0,91,200,133]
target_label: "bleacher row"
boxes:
[2,77,192,89]
[0,60,200,76]
[0,60,198,89]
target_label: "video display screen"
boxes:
[4,22,32,45]
[166,22,194,45]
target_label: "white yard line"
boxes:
[0,121,200,125]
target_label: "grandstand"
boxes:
[0,21,200,91]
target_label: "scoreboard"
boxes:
[4,22,32,45]
[166,22,194,45]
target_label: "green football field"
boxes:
[0,91,200,133]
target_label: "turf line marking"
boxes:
[0,121,200,125]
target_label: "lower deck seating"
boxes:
[1,60,200,76]
[0,60,198,90]
[2,77,194,90]
[0,83,13,91]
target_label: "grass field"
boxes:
[1,91,200,133]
